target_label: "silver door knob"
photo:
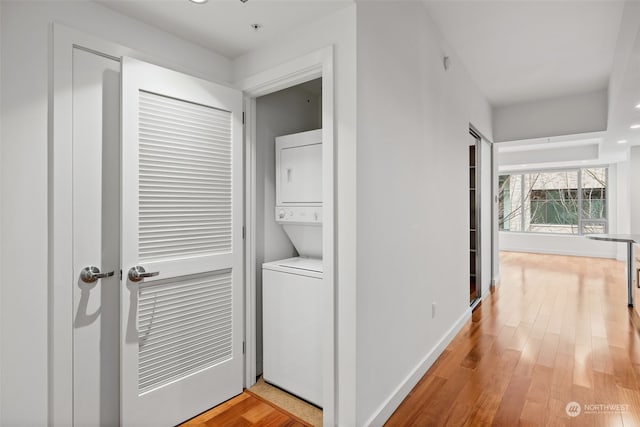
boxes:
[128,266,160,282]
[80,266,115,283]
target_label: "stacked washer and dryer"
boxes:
[262,129,323,408]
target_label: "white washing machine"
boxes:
[262,257,323,407]
[263,128,323,407]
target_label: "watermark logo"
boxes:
[583,403,630,414]
[566,401,581,417]
[565,401,630,417]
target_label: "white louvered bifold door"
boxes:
[120,57,243,427]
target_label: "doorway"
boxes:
[241,47,336,427]
[246,80,323,426]
[469,129,494,306]
[469,133,480,304]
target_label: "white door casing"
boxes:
[120,57,243,426]
[238,46,336,426]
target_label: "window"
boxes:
[498,167,607,235]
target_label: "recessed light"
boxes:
[631,124,640,129]
[635,103,640,109]
[618,139,628,144]
[189,0,208,4]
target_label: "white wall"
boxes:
[500,233,617,258]
[0,2,3,422]
[630,148,640,234]
[607,1,640,128]
[233,6,358,424]
[355,2,492,424]
[254,84,321,374]
[493,89,608,142]
[0,2,231,424]
[615,160,630,260]
[498,144,599,167]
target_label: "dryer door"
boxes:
[276,130,322,205]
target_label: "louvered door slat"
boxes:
[139,339,233,377]
[139,285,230,315]
[137,89,232,260]
[139,130,232,149]
[139,302,231,326]
[136,90,234,387]
[139,146,231,164]
[139,313,232,344]
[140,162,230,175]
[139,326,232,363]
[140,123,231,141]
[137,270,232,393]
[139,349,232,392]
[139,316,232,345]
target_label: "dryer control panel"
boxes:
[275,206,322,224]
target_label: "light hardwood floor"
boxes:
[181,391,312,427]
[386,251,640,426]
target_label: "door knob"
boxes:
[128,266,160,282]
[80,266,115,283]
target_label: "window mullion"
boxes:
[578,168,583,235]
[521,174,525,232]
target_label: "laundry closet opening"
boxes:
[248,78,324,425]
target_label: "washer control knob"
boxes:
[278,209,286,219]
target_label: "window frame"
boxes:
[498,166,609,235]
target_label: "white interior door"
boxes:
[120,57,244,426]
[72,47,121,427]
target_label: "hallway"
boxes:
[387,252,640,426]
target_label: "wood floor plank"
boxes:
[490,372,532,426]
[610,345,640,390]
[537,332,560,368]
[519,399,546,426]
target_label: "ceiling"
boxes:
[96,0,352,59]
[97,0,640,152]
[98,0,626,107]
[423,1,625,107]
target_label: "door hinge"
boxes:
[242,341,246,354]
[242,112,245,125]
[242,226,246,240]
[119,269,122,280]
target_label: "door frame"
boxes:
[237,46,335,426]
[50,23,245,425]
[469,125,498,296]
[50,24,133,425]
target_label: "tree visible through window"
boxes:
[498,168,607,234]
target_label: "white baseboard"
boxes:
[363,308,472,426]
[501,246,616,259]
[491,274,500,288]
